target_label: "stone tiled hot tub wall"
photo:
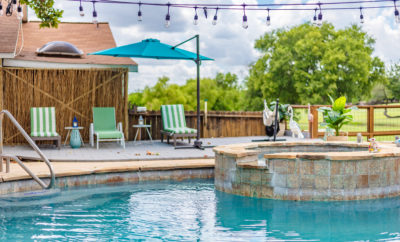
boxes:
[213,142,400,201]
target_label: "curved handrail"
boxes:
[0,110,55,189]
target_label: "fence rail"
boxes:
[128,105,400,142]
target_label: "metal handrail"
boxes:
[0,110,55,189]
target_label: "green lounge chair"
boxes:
[90,107,125,149]
[160,104,197,147]
[30,107,61,149]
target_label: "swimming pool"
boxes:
[0,179,399,241]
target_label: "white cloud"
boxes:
[30,0,400,92]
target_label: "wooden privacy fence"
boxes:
[129,105,400,141]
[0,67,129,144]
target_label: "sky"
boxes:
[30,0,400,93]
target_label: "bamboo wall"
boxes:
[0,67,128,144]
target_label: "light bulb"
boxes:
[12,0,17,11]
[193,14,198,25]
[79,5,84,17]
[212,15,217,25]
[92,10,98,24]
[266,15,271,26]
[242,15,248,29]
[138,10,142,21]
[165,14,170,28]
[0,4,3,16]
[17,5,22,19]
[317,13,323,26]
[395,9,400,23]
[360,14,364,24]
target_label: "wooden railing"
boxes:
[128,105,400,141]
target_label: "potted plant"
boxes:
[269,101,291,136]
[317,96,358,141]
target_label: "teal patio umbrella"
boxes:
[90,35,213,149]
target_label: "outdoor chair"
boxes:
[160,104,197,147]
[90,107,125,149]
[30,107,61,149]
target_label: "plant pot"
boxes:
[326,135,348,141]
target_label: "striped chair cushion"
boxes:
[161,104,197,134]
[30,107,59,137]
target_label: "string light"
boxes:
[92,2,98,24]
[0,2,3,16]
[360,7,364,23]
[138,1,142,21]
[17,3,22,19]
[193,6,198,25]
[165,3,171,28]
[12,0,17,12]
[242,4,248,29]
[313,8,317,25]
[394,0,400,23]
[317,2,323,26]
[212,7,218,25]
[266,8,271,26]
[79,0,84,16]
[203,7,208,18]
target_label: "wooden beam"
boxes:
[0,67,3,110]
[123,70,129,139]
[368,106,374,139]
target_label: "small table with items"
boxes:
[133,124,153,143]
[64,126,84,148]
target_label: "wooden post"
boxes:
[0,67,3,111]
[123,70,129,140]
[311,106,319,139]
[367,106,374,139]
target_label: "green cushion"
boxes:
[93,107,117,131]
[164,127,197,134]
[161,104,187,129]
[30,107,59,137]
[95,130,123,139]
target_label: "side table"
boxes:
[64,127,84,147]
[133,124,153,143]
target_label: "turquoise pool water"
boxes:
[0,179,400,241]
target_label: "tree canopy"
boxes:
[21,0,63,28]
[129,73,244,111]
[245,22,386,110]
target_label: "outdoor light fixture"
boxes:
[313,8,317,25]
[394,0,400,23]
[242,4,248,29]
[317,3,323,26]
[92,2,98,24]
[12,0,17,12]
[165,3,171,28]
[203,7,207,18]
[193,6,198,25]
[79,0,84,17]
[17,4,22,19]
[0,2,3,16]
[360,7,364,24]
[137,2,142,21]
[212,7,218,25]
[266,8,271,26]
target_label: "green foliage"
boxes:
[317,96,358,136]
[128,73,244,111]
[386,63,400,100]
[269,101,290,122]
[245,22,385,109]
[21,0,63,28]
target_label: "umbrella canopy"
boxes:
[89,38,213,61]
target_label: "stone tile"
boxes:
[369,161,382,175]
[313,189,330,201]
[240,168,251,184]
[369,174,380,188]
[261,186,274,198]
[249,170,261,185]
[330,161,343,175]
[330,175,344,189]
[343,162,356,175]
[273,174,287,188]
[241,184,251,197]
[250,185,261,197]
[357,175,369,188]
[261,172,273,185]
[356,160,369,175]
[287,175,300,188]
[343,175,356,189]
[315,176,330,189]
[287,160,298,174]
[301,175,315,189]
[272,160,288,174]
[301,160,314,175]
[314,160,329,176]
[330,189,344,200]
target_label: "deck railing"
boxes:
[128,105,400,141]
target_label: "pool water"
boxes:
[0,179,400,241]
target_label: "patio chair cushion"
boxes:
[161,104,197,134]
[93,107,117,131]
[95,130,124,139]
[30,107,59,137]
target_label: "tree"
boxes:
[21,0,63,28]
[245,22,386,110]
[128,73,244,111]
[386,63,400,101]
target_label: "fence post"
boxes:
[311,106,319,139]
[367,106,374,139]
